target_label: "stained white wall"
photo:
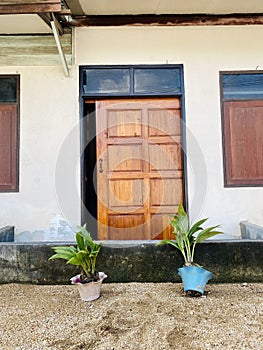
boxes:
[1,25,263,240]
[76,25,263,238]
[0,66,80,241]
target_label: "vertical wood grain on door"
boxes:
[96,99,183,240]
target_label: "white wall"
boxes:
[76,25,263,238]
[1,25,263,240]
[0,66,80,241]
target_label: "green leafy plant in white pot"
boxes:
[49,224,107,301]
[157,203,223,296]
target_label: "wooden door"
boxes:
[96,99,183,240]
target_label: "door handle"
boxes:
[99,158,103,173]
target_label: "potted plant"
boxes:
[157,203,223,296]
[49,224,107,301]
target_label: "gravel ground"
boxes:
[0,283,262,350]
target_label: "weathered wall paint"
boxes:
[0,66,80,241]
[0,25,263,240]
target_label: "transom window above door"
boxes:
[80,65,183,97]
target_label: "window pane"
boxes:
[134,68,181,94]
[0,78,17,103]
[222,73,263,99]
[84,69,130,94]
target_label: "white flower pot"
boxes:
[70,272,107,301]
[76,281,103,301]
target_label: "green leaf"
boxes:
[175,233,185,251]
[188,218,207,238]
[49,246,77,261]
[156,203,224,265]
[156,240,168,246]
[51,246,76,253]
[77,224,92,241]
[76,232,85,250]
[170,218,179,231]
[67,256,82,266]
[195,226,223,244]
[177,203,189,233]
[48,223,103,278]
[157,239,182,252]
[76,225,96,251]
[75,251,88,263]
[49,251,75,261]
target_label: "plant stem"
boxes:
[91,257,96,275]
[191,242,196,263]
[82,264,90,278]
[181,250,187,263]
[185,239,192,264]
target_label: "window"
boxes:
[0,75,19,191]
[220,72,263,186]
[81,65,183,97]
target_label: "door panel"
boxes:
[148,108,181,136]
[150,178,183,206]
[108,110,142,137]
[108,214,145,240]
[108,144,143,172]
[108,179,144,208]
[96,98,183,240]
[149,143,182,171]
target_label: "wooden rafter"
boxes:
[0,0,61,14]
[67,14,263,27]
[38,12,64,34]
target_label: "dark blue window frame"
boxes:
[221,71,263,101]
[79,64,184,98]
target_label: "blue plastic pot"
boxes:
[178,265,212,295]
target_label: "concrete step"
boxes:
[0,240,262,284]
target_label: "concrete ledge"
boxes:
[0,240,262,284]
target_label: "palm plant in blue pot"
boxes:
[157,203,223,296]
